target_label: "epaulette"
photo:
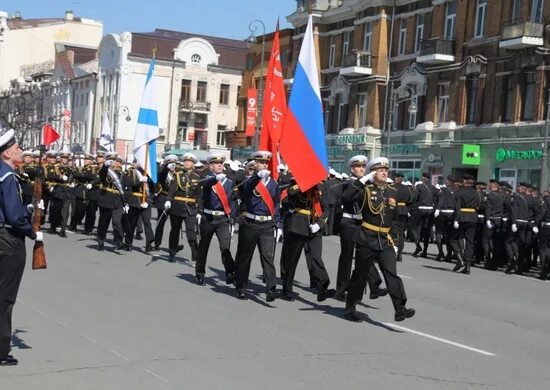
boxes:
[387,185,396,190]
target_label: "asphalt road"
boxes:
[1,228,549,389]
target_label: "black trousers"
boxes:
[337,219,382,292]
[434,213,454,256]
[392,216,408,257]
[459,222,477,263]
[195,215,235,277]
[154,208,168,247]
[84,199,98,233]
[538,227,550,277]
[235,220,277,293]
[482,219,501,268]
[324,205,336,235]
[0,230,26,358]
[280,231,330,294]
[125,206,154,246]
[70,198,86,230]
[411,209,432,248]
[97,207,124,243]
[346,244,407,312]
[169,214,198,261]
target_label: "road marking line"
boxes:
[55,320,69,328]
[382,323,496,356]
[80,333,97,343]
[399,274,414,279]
[109,349,131,362]
[145,368,169,383]
[32,307,46,316]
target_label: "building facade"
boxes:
[283,0,550,186]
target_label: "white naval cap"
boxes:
[386,177,394,183]
[0,129,17,153]
[366,157,390,171]
[251,150,272,161]
[207,153,226,164]
[347,154,368,168]
[164,154,179,163]
[341,172,349,179]
[195,161,204,168]
[335,172,342,180]
[182,152,198,163]
[404,181,413,187]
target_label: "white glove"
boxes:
[37,199,45,210]
[257,169,270,179]
[140,202,149,209]
[104,160,113,166]
[486,220,493,229]
[393,245,398,255]
[62,175,68,181]
[407,212,411,218]
[196,214,202,224]
[434,209,440,218]
[167,163,176,170]
[35,231,44,242]
[70,182,76,188]
[533,226,539,234]
[215,173,226,181]
[123,205,130,214]
[139,176,148,183]
[22,172,29,178]
[230,224,235,237]
[86,183,92,190]
[453,221,459,229]
[27,204,34,213]
[511,224,518,233]
[49,187,54,193]
[275,228,283,242]
[164,201,172,210]
[310,223,321,234]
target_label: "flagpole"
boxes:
[141,46,156,204]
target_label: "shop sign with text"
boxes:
[495,148,542,162]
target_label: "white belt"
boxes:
[478,215,485,219]
[418,206,433,209]
[440,209,454,213]
[502,218,508,221]
[342,212,362,220]
[542,222,550,227]
[204,209,226,216]
[245,213,272,221]
[516,219,528,223]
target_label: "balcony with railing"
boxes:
[499,18,544,49]
[416,38,455,64]
[179,100,211,112]
[339,51,372,77]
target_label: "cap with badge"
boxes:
[0,129,17,153]
[394,172,404,178]
[45,150,58,157]
[181,152,198,163]
[164,154,179,164]
[328,168,337,176]
[32,149,41,157]
[22,150,33,157]
[207,153,226,164]
[105,151,118,160]
[347,154,368,168]
[519,181,530,188]
[367,157,390,171]
[251,150,272,162]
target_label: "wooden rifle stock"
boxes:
[32,170,47,270]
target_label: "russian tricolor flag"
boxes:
[280,14,328,191]
[133,57,159,183]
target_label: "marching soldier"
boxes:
[121,160,155,252]
[164,152,201,263]
[279,178,335,302]
[335,155,387,302]
[45,151,73,237]
[83,152,102,235]
[153,154,179,250]
[410,172,436,258]
[434,176,457,262]
[534,193,550,280]
[525,185,541,272]
[0,129,44,366]
[505,182,531,274]
[324,169,340,235]
[194,153,237,286]
[96,153,126,251]
[451,174,482,274]
[343,157,415,323]
[392,172,412,262]
[482,180,504,270]
[234,151,281,301]
[68,154,92,232]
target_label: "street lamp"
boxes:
[540,89,550,192]
[118,105,131,122]
[245,19,266,150]
[385,82,418,157]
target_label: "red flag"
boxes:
[43,123,60,145]
[245,88,258,137]
[261,22,287,180]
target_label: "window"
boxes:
[532,0,544,22]
[191,54,201,64]
[445,1,456,39]
[511,0,521,21]
[177,123,188,144]
[522,71,536,121]
[408,95,418,130]
[342,31,351,58]
[358,93,368,127]
[415,14,425,53]
[196,81,207,103]
[329,35,336,68]
[502,75,515,122]
[216,126,226,146]
[398,19,407,55]
[475,0,487,38]
[437,83,450,123]
[466,74,480,124]
[219,84,230,105]
[363,22,372,52]
[181,79,191,102]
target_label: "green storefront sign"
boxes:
[336,134,366,145]
[462,144,481,165]
[387,144,420,155]
[495,148,542,162]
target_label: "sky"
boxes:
[1,0,296,39]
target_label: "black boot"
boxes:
[460,261,471,275]
[413,244,422,257]
[505,256,517,274]
[168,250,176,263]
[452,255,464,272]
[435,252,445,262]
[97,240,104,251]
[145,244,154,253]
